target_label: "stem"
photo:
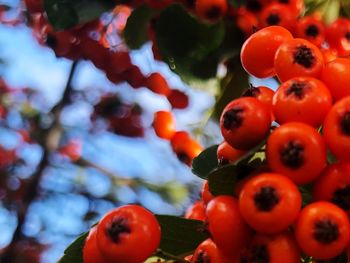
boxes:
[76,158,138,187]
[0,61,79,262]
[155,249,190,263]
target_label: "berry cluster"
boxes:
[185,24,350,261]
[23,0,190,141]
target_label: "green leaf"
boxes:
[299,185,313,207]
[123,5,156,49]
[192,145,219,179]
[208,165,238,196]
[57,231,88,263]
[154,4,225,80]
[207,140,267,196]
[213,58,249,120]
[155,215,209,256]
[44,0,115,30]
[327,151,337,164]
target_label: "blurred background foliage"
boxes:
[0,0,348,262]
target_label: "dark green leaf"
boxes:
[207,140,266,196]
[155,215,209,256]
[57,231,88,263]
[299,184,313,207]
[213,58,249,120]
[154,4,225,80]
[192,145,219,179]
[208,165,238,196]
[123,5,156,49]
[44,0,115,30]
[327,151,337,164]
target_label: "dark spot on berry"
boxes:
[45,35,57,49]
[186,0,195,8]
[285,82,308,99]
[340,111,350,136]
[280,141,304,169]
[106,217,131,243]
[95,97,122,117]
[313,219,339,244]
[254,186,279,212]
[246,0,262,12]
[332,185,350,210]
[177,152,191,165]
[242,86,261,98]
[266,13,281,25]
[305,24,319,38]
[195,251,210,263]
[293,45,315,68]
[205,6,222,20]
[279,0,289,3]
[223,107,244,130]
[242,244,269,263]
[345,32,350,40]
[218,157,230,166]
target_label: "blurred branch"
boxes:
[0,61,79,263]
[76,158,190,205]
[76,158,137,187]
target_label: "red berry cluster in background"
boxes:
[21,0,190,141]
[153,110,202,166]
[184,24,350,261]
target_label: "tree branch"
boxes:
[0,61,79,262]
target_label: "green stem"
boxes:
[155,249,190,263]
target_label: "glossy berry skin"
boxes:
[235,7,259,37]
[24,0,44,13]
[266,122,327,185]
[83,226,112,263]
[191,239,239,263]
[201,180,214,205]
[167,89,189,109]
[295,15,325,47]
[259,3,296,33]
[313,163,350,214]
[185,200,206,221]
[146,72,171,96]
[220,97,271,150]
[295,202,350,260]
[326,18,350,57]
[273,0,304,18]
[206,196,251,256]
[108,51,132,75]
[216,141,247,165]
[242,86,275,111]
[96,205,161,263]
[153,111,176,140]
[321,47,338,63]
[272,77,332,127]
[323,96,350,162]
[274,38,324,82]
[195,0,228,22]
[242,85,275,121]
[239,173,301,234]
[321,58,350,101]
[241,232,301,263]
[170,131,202,166]
[241,26,293,78]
